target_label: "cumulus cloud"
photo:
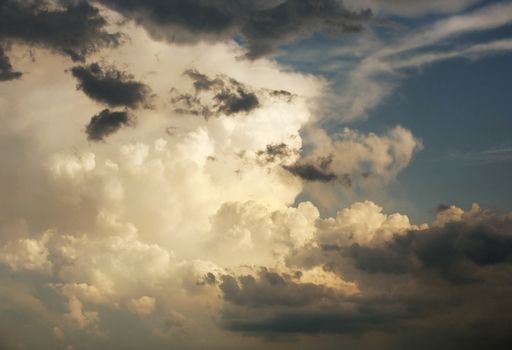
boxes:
[1,4,509,349]
[0,27,328,347]
[284,126,422,186]
[207,200,319,266]
[347,204,512,282]
[98,0,372,59]
[219,204,512,349]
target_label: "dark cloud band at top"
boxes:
[98,0,372,59]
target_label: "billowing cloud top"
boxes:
[1,1,512,350]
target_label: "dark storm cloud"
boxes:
[98,0,372,59]
[71,63,152,109]
[345,212,512,283]
[0,46,21,81]
[0,0,122,62]
[171,70,278,118]
[222,302,411,334]
[218,269,429,336]
[85,109,132,141]
[219,269,337,308]
[219,208,512,346]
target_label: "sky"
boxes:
[0,1,511,349]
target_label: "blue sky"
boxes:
[279,0,512,222]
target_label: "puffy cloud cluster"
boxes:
[285,126,422,186]
[214,204,512,350]
[0,22,327,348]
[208,201,319,266]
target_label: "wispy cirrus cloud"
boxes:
[430,146,512,165]
[294,1,512,122]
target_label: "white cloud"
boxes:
[317,200,423,245]
[0,9,430,349]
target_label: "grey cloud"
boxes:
[85,109,132,141]
[283,162,337,182]
[98,0,372,59]
[240,0,372,59]
[346,213,512,283]
[223,207,512,344]
[172,70,294,119]
[283,154,351,184]
[0,46,21,81]
[215,83,259,115]
[220,269,338,308]
[255,144,354,185]
[257,143,298,163]
[218,269,433,336]
[253,142,358,185]
[185,69,260,115]
[71,63,152,109]
[184,69,224,92]
[221,291,442,336]
[170,90,212,118]
[0,0,122,62]
[435,203,451,212]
